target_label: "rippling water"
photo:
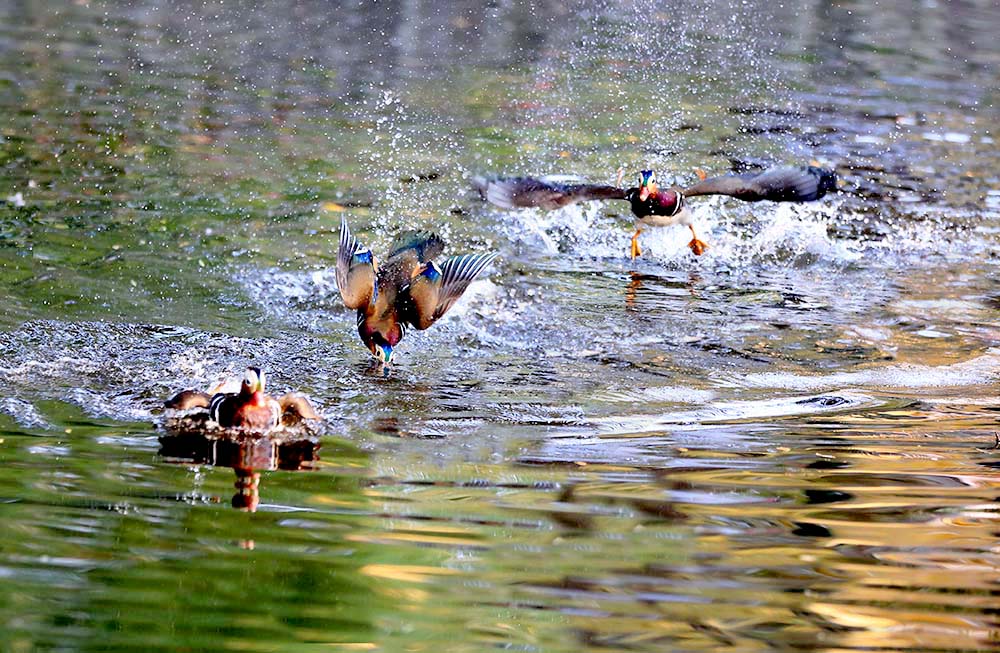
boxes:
[2,0,1000,651]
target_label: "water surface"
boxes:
[2,1,1000,651]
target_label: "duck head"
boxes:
[371,341,394,364]
[240,367,267,401]
[638,170,658,201]
[359,324,400,364]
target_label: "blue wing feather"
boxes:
[336,217,378,309]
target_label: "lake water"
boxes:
[2,1,1000,651]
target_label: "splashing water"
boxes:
[2,1,1000,652]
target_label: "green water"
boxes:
[2,1,1000,651]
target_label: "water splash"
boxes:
[481,194,990,271]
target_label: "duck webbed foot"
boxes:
[687,225,709,256]
[630,228,643,259]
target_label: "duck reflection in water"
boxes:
[624,270,702,312]
[158,430,321,512]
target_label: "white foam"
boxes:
[585,390,875,436]
[593,386,717,404]
[499,202,618,257]
[0,356,102,380]
[65,388,154,422]
[0,398,53,429]
[436,278,500,323]
[726,351,1000,391]
[241,266,340,309]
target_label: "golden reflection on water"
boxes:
[347,401,1000,652]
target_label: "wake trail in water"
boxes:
[723,350,1000,391]
[579,390,876,438]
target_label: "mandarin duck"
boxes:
[474,165,837,258]
[336,216,497,363]
[164,367,319,430]
[208,367,281,430]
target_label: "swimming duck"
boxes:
[164,368,319,431]
[474,165,837,258]
[208,367,281,430]
[337,216,498,363]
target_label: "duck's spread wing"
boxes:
[278,392,320,423]
[164,389,212,410]
[473,175,627,210]
[402,253,498,330]
[683,165,837,202]
[336,216,377,309]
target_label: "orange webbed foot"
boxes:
[688,238,709,256]
[687,224,708,256]
[630,228,643,259]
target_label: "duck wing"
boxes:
[278,393,320,424]
[164,389,212,410]
[208,392,239,426]
[336,216,378,310]
[473,175,627,210]
[683,165,837,202]
[401,252,498,330]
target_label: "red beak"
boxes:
[639,187,650,202]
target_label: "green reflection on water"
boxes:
[0,414,386,651]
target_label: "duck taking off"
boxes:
[474,165,837,258]
[336,216,498,363]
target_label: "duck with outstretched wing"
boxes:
[336,216,498,364]
[474,165,837,258]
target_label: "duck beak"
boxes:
[639,186,650,202]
